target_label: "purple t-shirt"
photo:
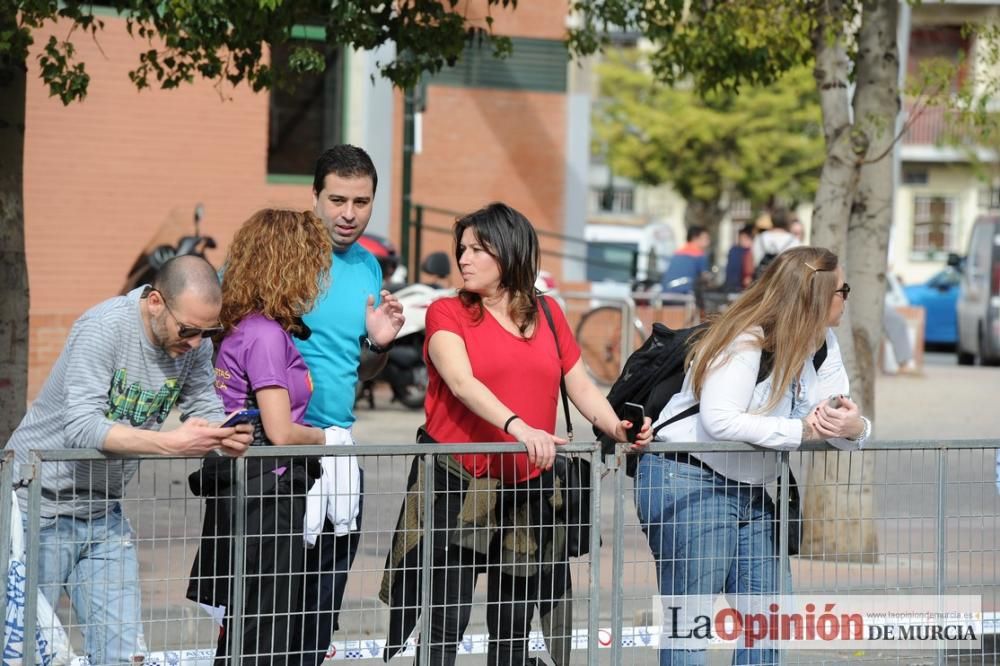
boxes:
[214,313,313,426]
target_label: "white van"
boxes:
[583,222,676,286]
[951,215,1000,365]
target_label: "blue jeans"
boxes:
[30,503,143,665]
[634,454,790,666]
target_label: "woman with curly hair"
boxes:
[187,209,333,665]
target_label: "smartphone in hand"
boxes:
[221,409,260,428]
[622,402,645,442]
[827,395,848,409]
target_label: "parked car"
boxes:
[902,268,961,346]
[950,215,1000,365]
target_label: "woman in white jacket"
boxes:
[636,246,871,666]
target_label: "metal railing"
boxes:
[7,439,1000,664]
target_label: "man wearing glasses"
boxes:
[8,254,252,665]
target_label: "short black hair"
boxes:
[738,224,755,238]
[686,225,708,243]
[312,145,378,195]
[154,255,221,306]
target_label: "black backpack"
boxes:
[752,252,779,282]
[596,322,827,477]
[752,235,798,282]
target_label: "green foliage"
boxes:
[2,0,517,104]
[595,50,824,210]
[569,0,815,95]
[38,36,89,103]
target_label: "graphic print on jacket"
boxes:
[106,368,181,426]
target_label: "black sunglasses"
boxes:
[147,288,224,339]
[834,283,851,300]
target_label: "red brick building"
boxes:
[23,2,583,398]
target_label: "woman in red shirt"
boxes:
[401,203,651,666]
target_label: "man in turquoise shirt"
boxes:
[294,145,404,665]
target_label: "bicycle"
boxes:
[575,278,699,385]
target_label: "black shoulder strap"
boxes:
[651,403,699,437]
[538,296,573,441]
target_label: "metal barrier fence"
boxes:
[8,440,1000,665]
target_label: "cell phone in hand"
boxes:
[221,409,260,428]
[828,395,844,409]
[623,402,645,442]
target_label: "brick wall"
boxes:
[24,18,311,398]
[399,0,571,281]
[411,86,568,272]
[24,2,572,398]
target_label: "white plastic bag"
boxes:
[3,491,79,665]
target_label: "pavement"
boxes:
[46,353,1000,663]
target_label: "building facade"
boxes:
[892,1,1000,283]
[23,4,582,398]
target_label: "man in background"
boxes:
[661,225,711,294]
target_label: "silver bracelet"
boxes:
[851,416,872,442]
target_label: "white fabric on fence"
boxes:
[304,426,361,546]
[3,491,84,666]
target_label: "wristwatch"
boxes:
[361,334,393,354]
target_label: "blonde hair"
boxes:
[220,209,333,335]
[687,246,840,411]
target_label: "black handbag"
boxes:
[538,297,592,558]
[553,454,591,557]
[774,468,803,556]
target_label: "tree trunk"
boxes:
[808,0,859,256]
[801,0,898,563]
[844,0,900,421]
[0,28,29,445]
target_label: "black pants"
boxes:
[418,467,545,666]
[214,482,308,666]
[293,469,364,666]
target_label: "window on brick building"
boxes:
[267,40,343,178]
[911,195,957,256]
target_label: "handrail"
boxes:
[21,438,1000,465]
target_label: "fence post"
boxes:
[618,297,639,372]
[229,456,247,664]
[23,457,42,666]
[777,451,791,666]
[418,454,435,666]
[587,448,603,666]
[610,448,626,666]
[400,88,415,278]
[935,449,947,666]
[413,205,424,284]
[0,451,13,628]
